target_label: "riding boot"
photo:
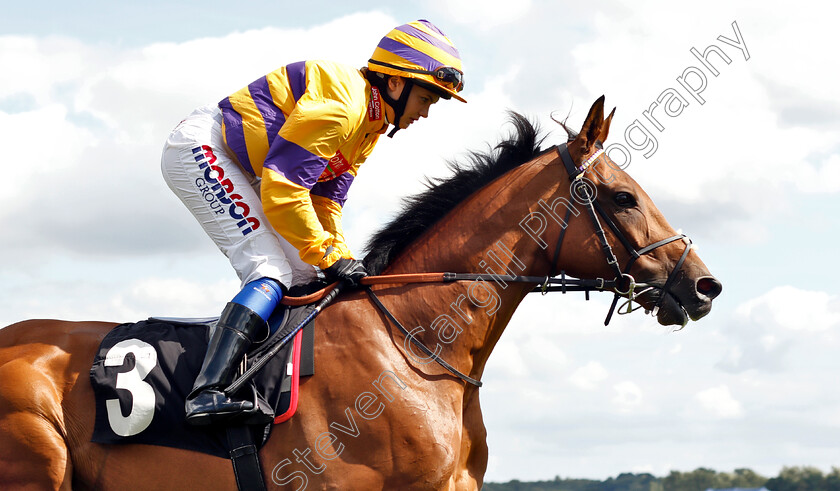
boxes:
[185,302,264,426]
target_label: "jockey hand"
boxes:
[324,258,368,288]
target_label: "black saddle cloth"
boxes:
[89,303,315,458]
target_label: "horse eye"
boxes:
[614,192,636,208]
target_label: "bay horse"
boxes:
[0,96,721,490]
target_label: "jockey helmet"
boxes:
[368,20,466,103]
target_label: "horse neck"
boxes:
[381,151,576,380]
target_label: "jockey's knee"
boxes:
[230,278,285,321]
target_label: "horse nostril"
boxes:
[696,276,722,299]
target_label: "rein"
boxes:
[363,272,620,388]
[364,287,483,387]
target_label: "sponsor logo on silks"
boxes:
[368,86,383,122]
[318,150,352,182]
[192,145,261,236]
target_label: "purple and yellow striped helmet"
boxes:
[368,20,466,103]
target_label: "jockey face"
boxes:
[385,76,441,130]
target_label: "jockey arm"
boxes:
[311,176,355,260]
[260,96,360,270]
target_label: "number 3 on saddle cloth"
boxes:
[89,304,316,458]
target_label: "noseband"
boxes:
[554,143,693,326]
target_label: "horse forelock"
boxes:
[362,112,546,275]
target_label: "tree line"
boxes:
[483,466,840,491]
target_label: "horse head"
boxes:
[557,96,722,326]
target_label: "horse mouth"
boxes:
[652,291,689,327]
[626,273,720,327]
[633,287,699,327]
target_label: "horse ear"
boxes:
[579,95,605,151]
[598,107,616,143]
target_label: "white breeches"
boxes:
[160,104,318,289]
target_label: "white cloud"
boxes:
[736,286,840,332]
[0,104,97,201]
[485,339,530,378]
[714,286,840,374]
[569,361,609,390]
[613,381,643,412]
[0,34,96,105]
[695,385,743,419]
[72,12,396,146]
[523,336,569,369]
[796,154,840,194]
[718,345,744,371]
[115,277,239,318]
[430,0,533,30]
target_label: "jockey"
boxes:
[160,19,466,426]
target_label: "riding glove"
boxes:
[324,258,368,287]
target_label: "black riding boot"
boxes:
[185,302,264,426]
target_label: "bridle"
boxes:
[553,142,693,326]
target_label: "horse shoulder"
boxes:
[276,294,469,487]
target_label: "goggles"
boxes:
[368,59,464,92]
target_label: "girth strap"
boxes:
[365,287,483,387]
[225,425,267,491]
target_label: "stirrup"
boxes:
[186,385,269,426]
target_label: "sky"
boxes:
[1,0,839,483]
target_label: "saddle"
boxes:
[89,301,317,459]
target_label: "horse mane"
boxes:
[362,112,547,275]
